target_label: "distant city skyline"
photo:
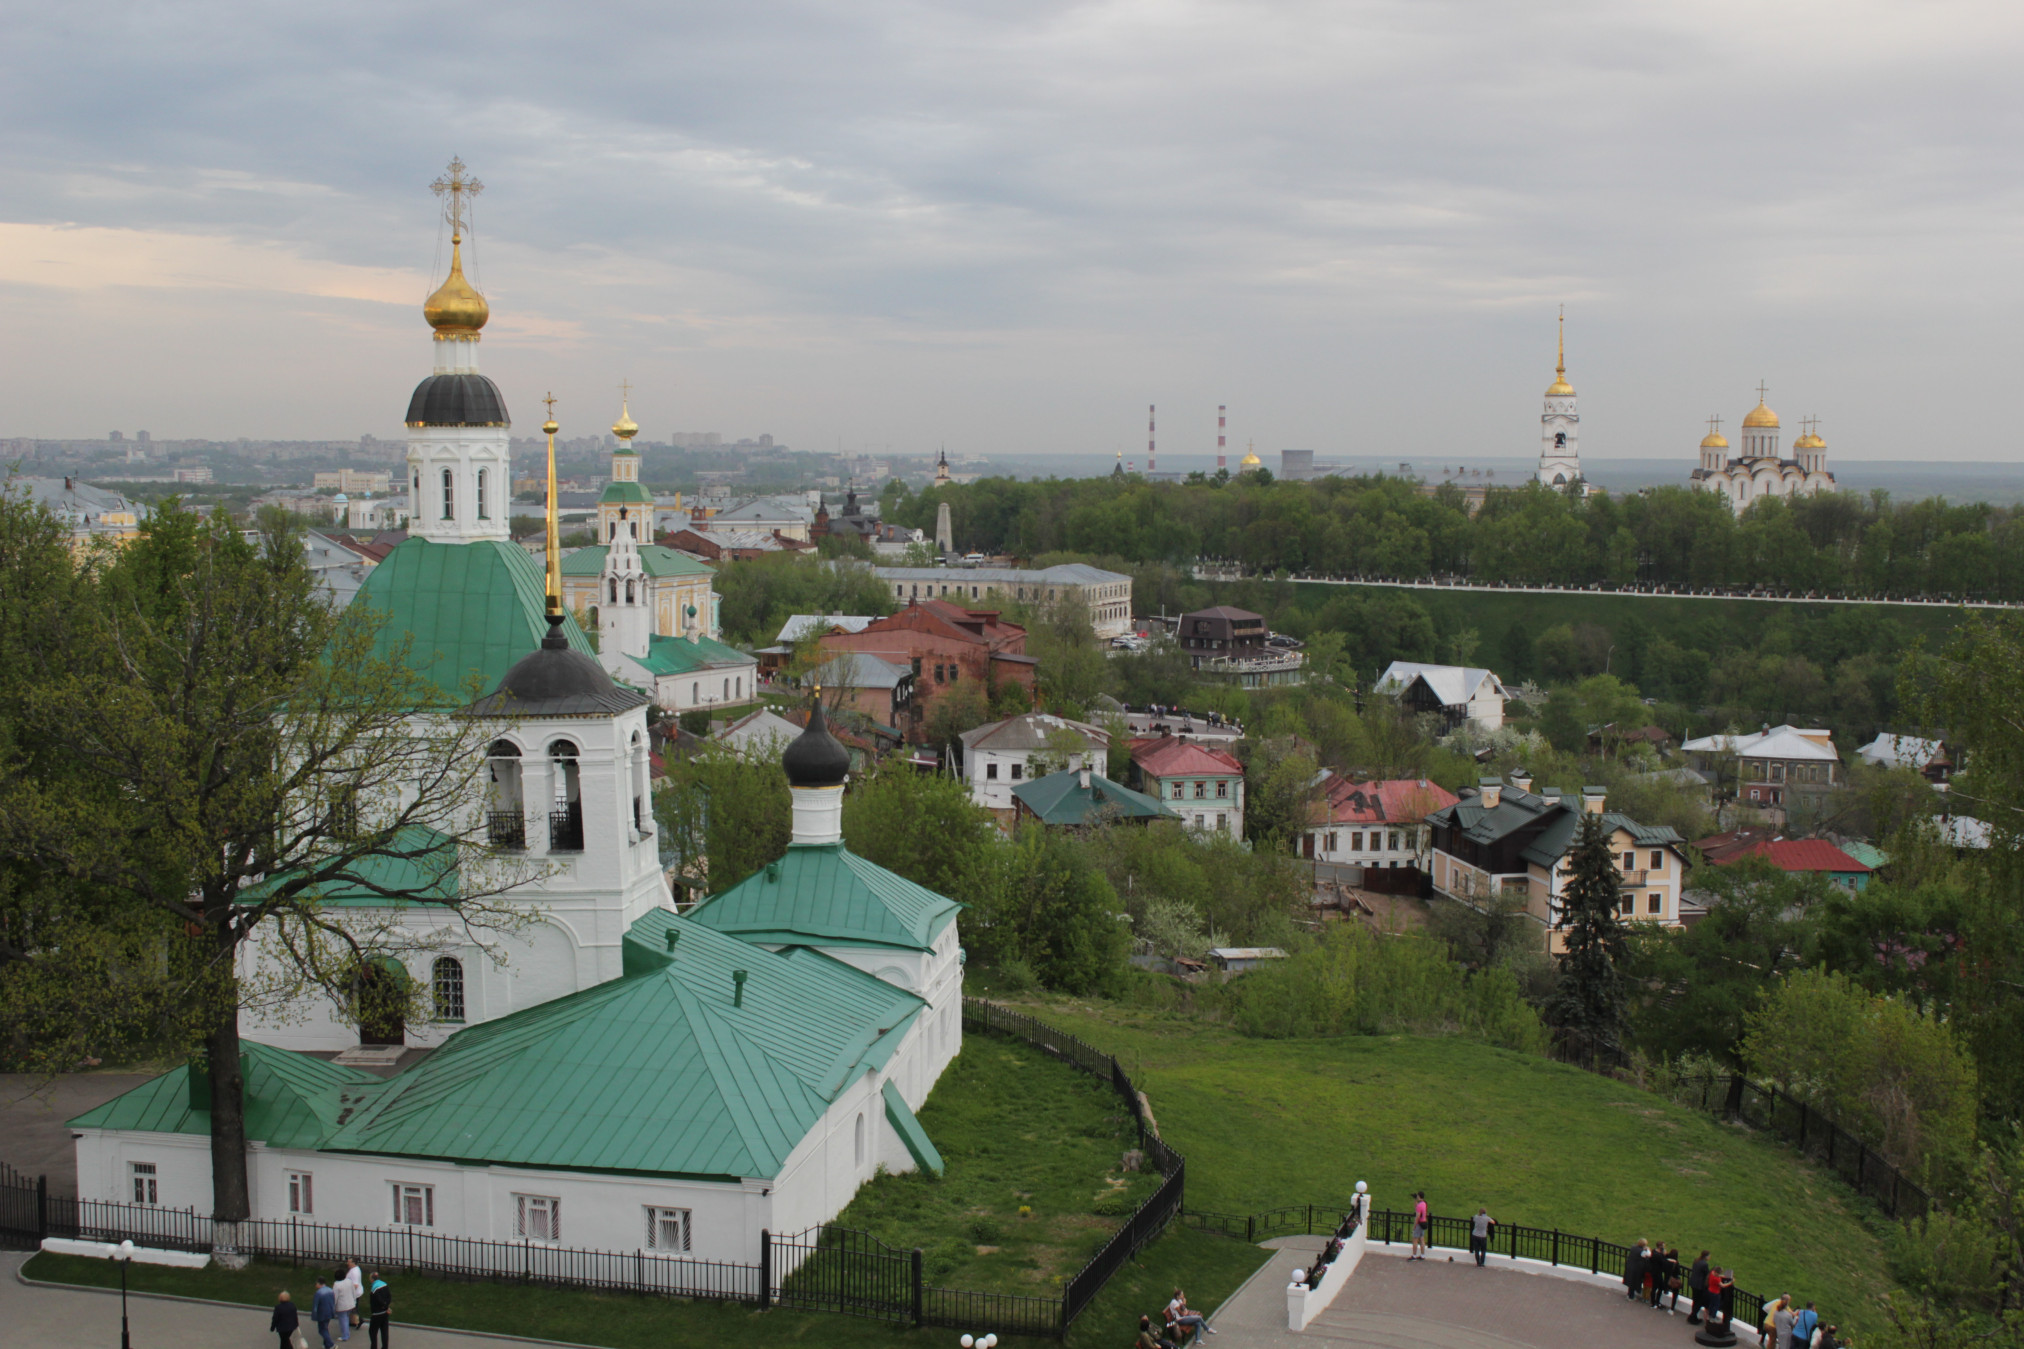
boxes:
[2,3,2021,466]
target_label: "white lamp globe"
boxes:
[961,1337,974,1348]
[1293,1266,1307,1282]
[1354,1180,1367,1194]
[985,1337,999,1347]
[118,1240,134,1258]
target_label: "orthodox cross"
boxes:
[1756,380,1771,404]
[430,157,484,238]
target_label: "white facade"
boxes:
[1691,396,1836,513]
[1375,661,1507,732]
[1537,320,1580,488]
[959,714,1108,814]
[1311,822,1427,869]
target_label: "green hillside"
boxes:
[1017,996,1894,1333]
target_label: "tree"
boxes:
[1546,812,1629,1051]
[0,501,536,1255]
[1020,589,1109,718]
[654,745,791,897]
[841,762,1000,910]
[1239,736,1319,853]
[995,827,1127,994]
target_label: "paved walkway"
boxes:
[1211,1238,1717,1349]
[1,1253,581,1349]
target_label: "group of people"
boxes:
[266,1260,393,1349]
[1762,1295,1852,1349]
[1133,1288,1216,1347]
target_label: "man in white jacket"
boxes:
[333,1259,364,1343]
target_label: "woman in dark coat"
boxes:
[1687,1251,1711,1323]
[271,1291,301,1349]
[1623,1240,1650,1301]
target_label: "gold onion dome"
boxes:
[1795,430,1825,449]
[1546,373,1575,396]
[1239,440,1262,468]
[1742,400,1779,429]
[423,236,489,336]
[611,398,640,444]
[1701,430,1729,449]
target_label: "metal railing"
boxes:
[486,810,526,851]
[548,801,584,852]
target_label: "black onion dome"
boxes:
[469,616,648,717]
[406,373,510,428]
[783,699,850,788]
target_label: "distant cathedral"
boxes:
[1689,384,1835,513]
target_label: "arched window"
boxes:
[1554,432,1566,448]
[625,579,635,603]
[854,1112,865,1168]
[412,469,420,494]
[610,521,619,542]
[432,957,465,1022]
[476,467,490,519]
[441,468,455,521]
[608,577,618,603]
[550,740,583,851]
[486,740,525,849]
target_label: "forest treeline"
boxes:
[875,471,2024,600]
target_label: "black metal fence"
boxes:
[2,1002,1184,1341]
[1547,1042,1933,1220]
[1183,1201,1766,1333]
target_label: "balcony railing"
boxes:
[486,810,526,851]
[550,801,584,852]
[1618,870,1651,886]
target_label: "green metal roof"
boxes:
[634,632,754,677]
[1012,769,1180,826]
[351,538,593,701]
[560,544,715,579]
[597,480,654,505]
[1840,840,1889,870]
[317,910,923,1179]
[882,1079,942,1176]
[1518,809,1684,869]
[68,1043,378,1148]
[688,842,962,951]
[240,825,461,909]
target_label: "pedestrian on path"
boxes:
[1468,1208,1495,1266]
[1411,1192,1429,1259]
[311,1278,337,1349]
[367,1273,392,1349]
[270,1291,301,1349]
[334,1259,361,1342]
[1623,1239,1650,1301]
[1686,1250,1711,1324]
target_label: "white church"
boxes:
[68,163,963,1271]
[1535,313,1583,490]
[1689,385,1837,512]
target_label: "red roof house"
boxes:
[1307,774,1459,868]
[1129,735,1247,835]
[1696,832,1874,890]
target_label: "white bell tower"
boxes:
[405,158,510,546]
[1536,309,1581,488]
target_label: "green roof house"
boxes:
[1013,766,1181,829]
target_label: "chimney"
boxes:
[1509,768,1533,794]
[1217,405,1227,472]
[1477,777,1502,809]
[664,927,680,953]
[1079,765,1092,790]
[733,969,748,1007]
[1583,785,1607,815]
[1147,404,1156,475]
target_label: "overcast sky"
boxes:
[4,0,2022,466]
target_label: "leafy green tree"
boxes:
[1238,736,1319,852]
[841,762,1001,910]
[1742,968,1978,1182]
[921,680,993,752]
[0,501,534,1250]
[1546,812,1629,1050]
[655,746,791,896]
[995,828,1127,994]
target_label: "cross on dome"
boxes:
[430,157,484,239]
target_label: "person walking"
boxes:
[1686,1250,1711,1324]
[1791,1302,1821,1349]
[334,1259,361,1342]
[1411,1193,1430,1260]
[1469,1208,1495,1266]
[1623,1239,1650,1301]
[367,1272,392,1349]
[311,1277,338,1349]
[271,1291,301,1349]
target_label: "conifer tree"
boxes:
[1547,810,1628,1053]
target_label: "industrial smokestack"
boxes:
[1147,404,1156,474]
[1217,405,1227,471]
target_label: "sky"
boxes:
[4,0,2023,466]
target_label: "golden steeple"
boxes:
[611,382,640,444]
[542,393,561,619]
[1545,307,1574,397]
[423,158,489,339]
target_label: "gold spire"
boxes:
[423,158,489,339]
[542,393,561,619]
[611,379,639,443]
[1545,307,1574,397]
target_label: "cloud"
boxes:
[0,0,2019,461]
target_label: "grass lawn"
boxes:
[834,1033,1162,1294]
[22,1227,1266,1349]
[1008,995,1896,1335]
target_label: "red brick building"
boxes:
[817,599,1034,737]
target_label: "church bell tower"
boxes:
[1536,308,1581,489]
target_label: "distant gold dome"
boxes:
[1742,400,1779,429]
[1794,430,1825,450]
[1546,373,1575,397]
[1239,440,1262,468]
[611,397,640,444]
[1701,431,1729,449]
[423,236,489,337]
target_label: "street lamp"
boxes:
[113,1238,134,1349]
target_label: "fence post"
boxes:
[1723,1074,1745,1120]
[1588,1236,1597,1275]
[1246,1214,1254,1244]
[1551,1228,1559,1267]
[911,1248,924,1328]
[1890,1170,1900,1218]
[758,1229,771,1310]
[35,1174,47,1244]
